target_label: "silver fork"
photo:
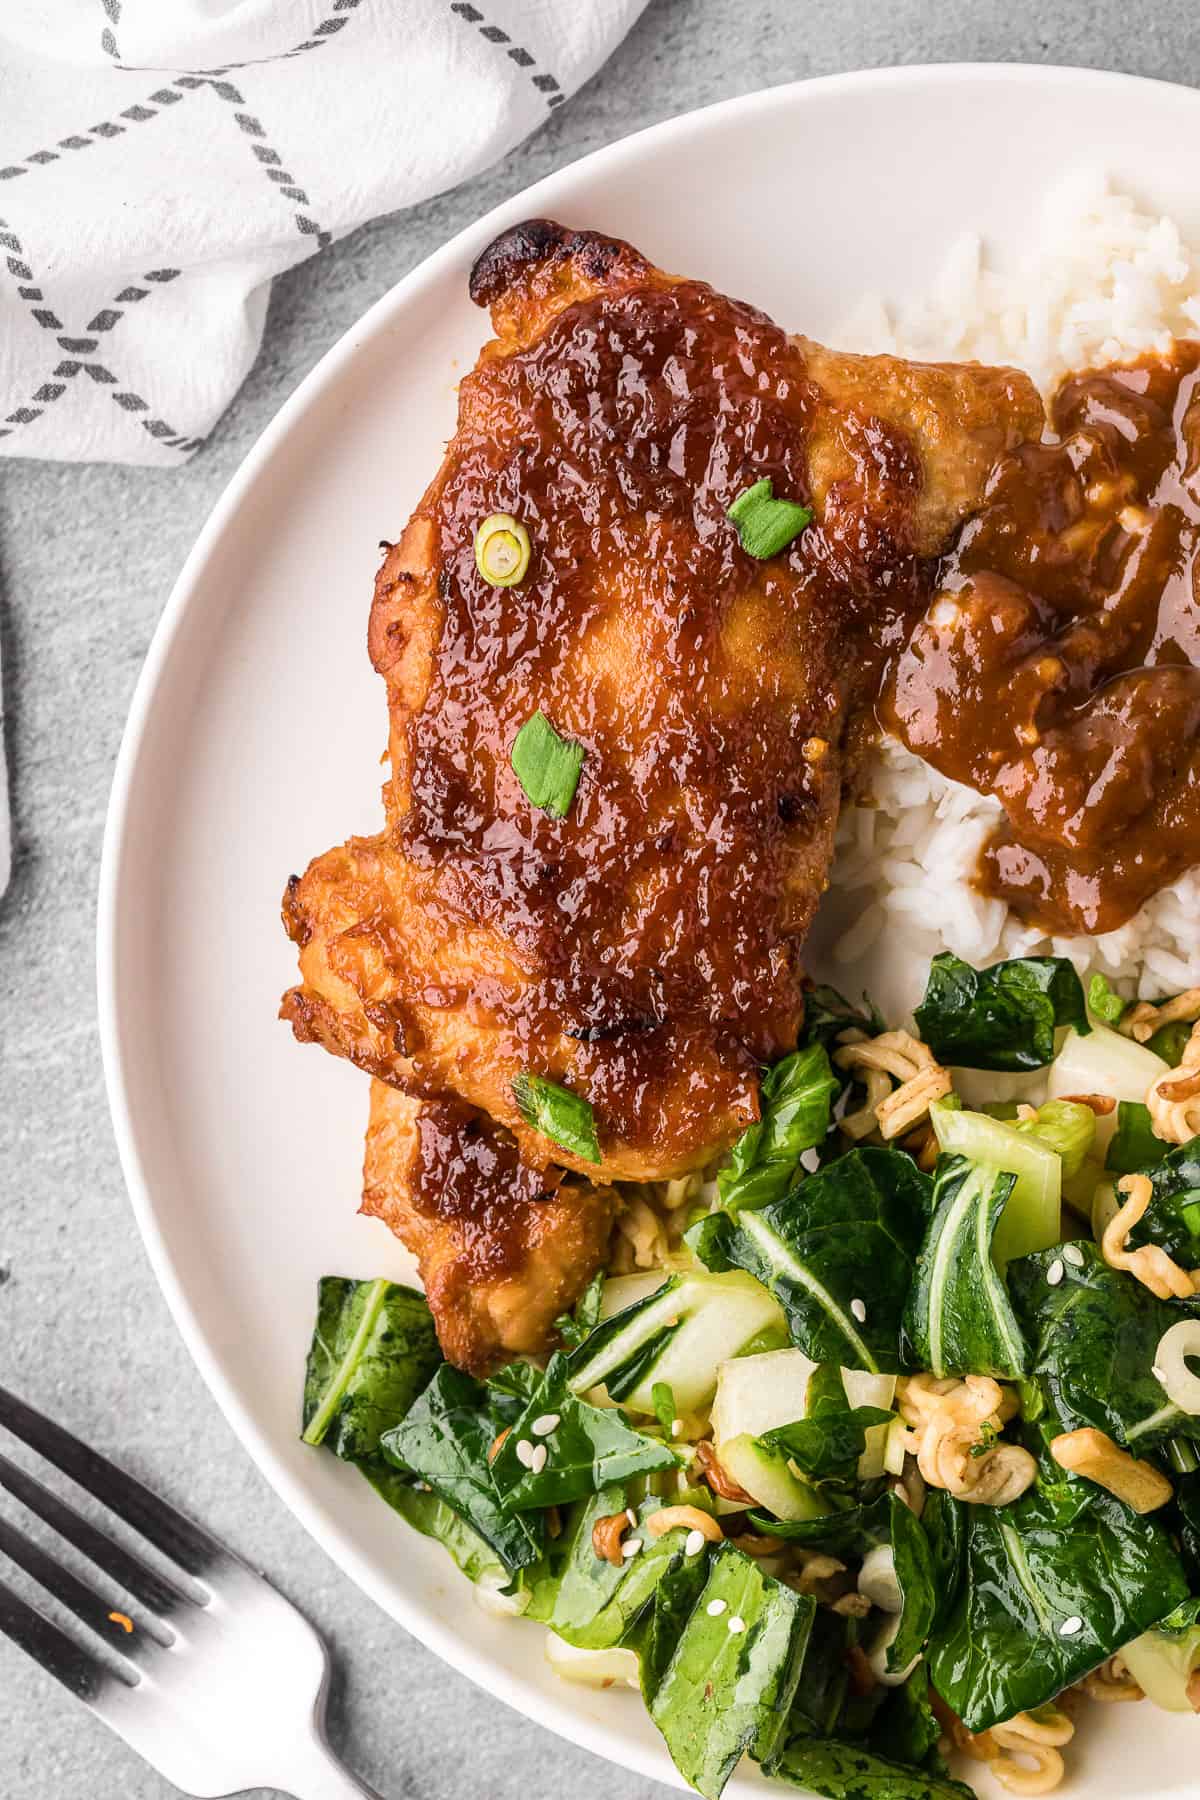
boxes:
[0,1384,385,1799]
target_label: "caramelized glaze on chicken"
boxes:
[281,219,1043,1364]
[362,1080,615,1372]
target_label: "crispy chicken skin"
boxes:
[283,219,1042,1177]
[281,219,1042,1362]
[362,1079,615,1372]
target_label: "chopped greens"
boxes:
[717,1044,838,1214]
[914,953,1090,1071]
[1106,1101,1168,1173]
[927,1465,1188,1730]
[510,708,585,819]
[1125,1136,1200,1257]
[763,1406,893,1491]
[750,1493,936,1677]
[903,1156,1028,1380]
[652,1380,677,1439]
[690,1147,930,1372]
[301,1277,441,1458]
[771,1732,975,1800]
[1149,1018,1196,1067]
[642,1543,815,1799]
[532,1487,707,1647]
[1009,1242,1200,1451]
[1017,1098,1095,1179]
[298,947,1200,1800]
[553,1270,605,1349]
[380,1365,544,1572]
[565,1269,786,1417]
[512,1070,601,1163]
[488,1353,676,1509]
[727,478,812,560]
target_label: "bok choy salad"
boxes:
[301,953,1200,1800]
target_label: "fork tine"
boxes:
[0,1510,156,1657]
[0,1572,125,1702]
[0,1449,190,1619]
[0,1386,228,1579]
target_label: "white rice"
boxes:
[813,174,1200,1024]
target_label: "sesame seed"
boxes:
[707,1598,727,1616]
[622,1538,643,1560]
[1059,1616,1083,1637]
[685,1529,706,1556]
[671,1419,683,1438]
[529,1443,548,1475]
[1062,1244,1085,1268]
[1152,1365,1167,1384]
[850,1298,867,1324]
[531,1413,560,1437]
[677,1471,690,1492]
[1046,1259,1065,1287]
[514,1439,535,1469]
[728,1615,746,1634]
[625,1508,638,1528]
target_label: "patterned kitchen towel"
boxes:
[0,0,650,468]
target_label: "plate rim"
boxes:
[96,58,1200,1794]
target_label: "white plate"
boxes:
[99,64,1200,1799]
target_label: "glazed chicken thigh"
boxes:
[282,219,1043,1363]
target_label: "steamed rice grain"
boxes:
[815,177,1200,1020]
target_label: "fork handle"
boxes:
[281,1730,388,1800]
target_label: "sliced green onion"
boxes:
[651,1380,677,1439]
[513,1072,601,1164]
[1149,1019,1194,1067]
[1087,973,1127,1028]
[475,512,531,587]
[727,478,812,560]
[511,709,584,819]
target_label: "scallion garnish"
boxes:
[511,710,584,819]
[475,512,532,587]
[513,1072,601,1164]
[727,478,812,560]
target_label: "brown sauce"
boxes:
[881,344,1200,935]
[410,1099,561,1274]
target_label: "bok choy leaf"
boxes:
[1105,1102,1169,1174]
[902,1156,1028,1380]
[363,1460,507,1586]
[927,1464,1188,1730]
[1124,1136,1200,1259]
[689,1148,930,1373]
[717,1044,838,1215]
[749,1493,936,1676]
[488,1352,676,1510]
[528,1485,713,1646]
[770,1734,974,1800]
[301,1277,441,1459]
[914,953,1089,1072]
[763,1406,893,1491]
[380,1365,543,1573]
[769,1630,972,1799]
[640,1542,815,1800]
[1009,1243,1200,1451]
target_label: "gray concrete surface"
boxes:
[2,2,1199,1794]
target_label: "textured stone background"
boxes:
[3,3,1200,1795]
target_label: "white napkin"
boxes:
[0,0,649,468]
[0,0,649,898]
